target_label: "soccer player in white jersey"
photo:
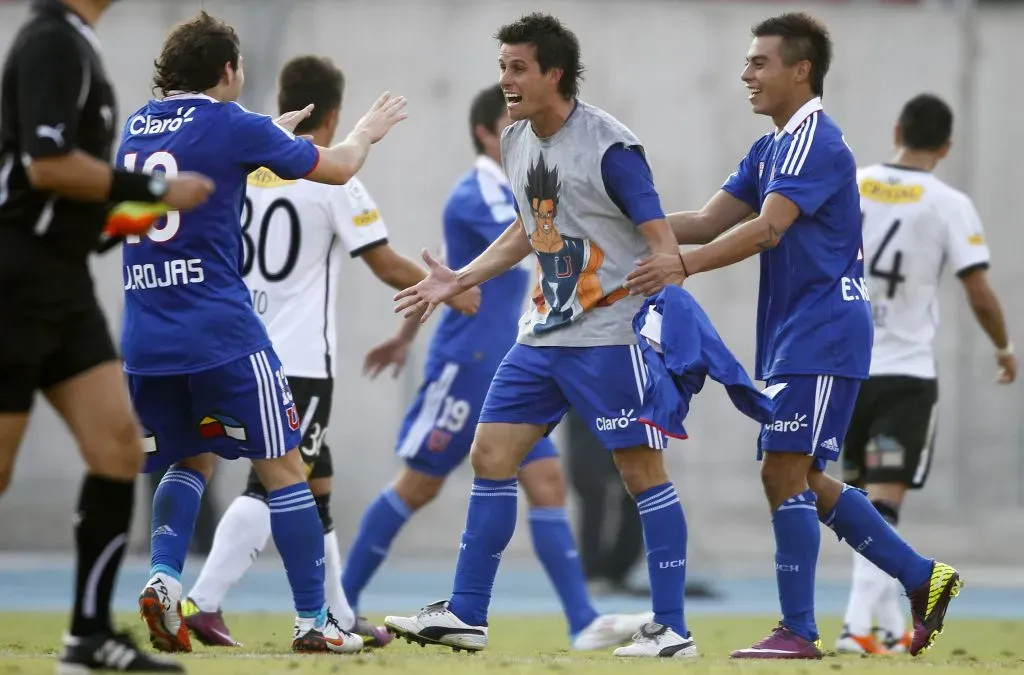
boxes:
[634,13,962,659]
[177,55,479,650]
[835,94,1016,655]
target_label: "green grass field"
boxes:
[2,613,1022,674]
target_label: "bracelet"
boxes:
[109,170,167,203]
[678,253,690,277]
[996,342,1014,358]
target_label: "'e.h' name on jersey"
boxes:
[115,93,319,375]
[858,163,990,379]
[243,168,389,379]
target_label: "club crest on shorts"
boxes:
[198,414,247,441]
[427,429,452,452]
[286,403,300,431]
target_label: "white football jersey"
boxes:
[859,163,990,379]
[242,168,388,379]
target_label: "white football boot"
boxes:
[384,600,488,652]
[613,622,698,658]
[571,612,654,651]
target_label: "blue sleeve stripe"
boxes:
[780,112,819,176]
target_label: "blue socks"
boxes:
[268,483,325,616]
[150,467,206,579]
[635,483,688,637]
[823,484,932,591]
[528,507,599,636]
[773,489,821,641]
[342,488,412,611]
[448,478,518,626]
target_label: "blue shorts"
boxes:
[757,374,861,471]
[131,348,302,473]
[480,343,668,451]
[396,359,557,477]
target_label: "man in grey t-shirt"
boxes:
[384,13,694,659]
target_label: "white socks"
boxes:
[188,495,271,612]
[324,530,355,630]
[843,548,907,637]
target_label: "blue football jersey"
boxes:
[116,94,319,375]
[722,98,872,381]
[426,156,529,371]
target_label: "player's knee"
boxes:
[520,458,565,508]
[82,413,143,479]
[760,454,810,509]
[177,452,217,481]
[392,468,444,511]
[612,447,668,497]
[469,438,518,479]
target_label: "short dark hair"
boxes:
[468,84,507,154]
[897,94,953,151]
[494,13,584,99]
[752,12,832,97]
[153,12,240,96]
[278,56,345,135]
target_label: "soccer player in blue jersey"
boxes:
[384,14,696,659]
[114,13,406,655]
[626,12,962,659]
[346,83,650,652]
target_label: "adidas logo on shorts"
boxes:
[820,437,840,452]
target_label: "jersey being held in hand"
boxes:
[722,97,872,381]
[116,93,320,375]
[243,169,388,380]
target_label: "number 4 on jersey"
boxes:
[866,213,906,298]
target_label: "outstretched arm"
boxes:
[667,190,756,245]
[681,192,799,275]
[394,217,531,322]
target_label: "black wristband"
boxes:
[109,170,165,203]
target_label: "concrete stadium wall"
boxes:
[1,0,1022,575]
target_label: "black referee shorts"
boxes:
[841,375,939,490]
[0,297,118,412]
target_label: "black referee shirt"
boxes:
[0,0,118,264]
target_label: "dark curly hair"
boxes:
[153,12,240,96]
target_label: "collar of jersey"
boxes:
[774,96,823,140]
[474,155,508,187]
[161,92,220,104]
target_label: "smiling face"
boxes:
[741,35,807,120]
[498,42,562,122]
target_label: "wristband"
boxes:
[678,253,690,277]
[996,342,1014,358]
[110,170,168,203]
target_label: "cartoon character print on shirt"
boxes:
[526,153,626,333]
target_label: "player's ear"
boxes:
[893,124,903,148]
[937,140,951,159]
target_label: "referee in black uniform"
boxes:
[0,1,212,671]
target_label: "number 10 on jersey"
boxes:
[122,152,180,244]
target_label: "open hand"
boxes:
[394,249,466,322]
[446,287,481,316]
[275,104,314,134]
[354,92,408,143]
[363,334,411,380]
[624,252,687,297]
